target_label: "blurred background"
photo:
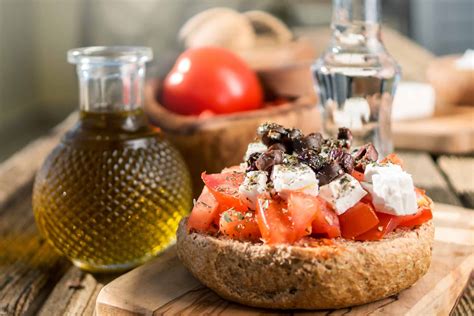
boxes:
[0,0,473,162]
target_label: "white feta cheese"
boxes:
[271,164,319,198]
[238,171,268,210]
[364,163,403,182]
[362,163,418,216]
[319,174,367,215]
[243,142,267,161]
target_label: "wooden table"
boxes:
[0,113,472,316]
[1,28,473,315]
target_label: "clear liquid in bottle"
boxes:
[312,0,401,158]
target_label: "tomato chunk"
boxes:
[339,202,379,239]
[219,209,261,242]
[187,187,219,232]
[311,198,341,238]
[201,172,247,212]
[355,212,402,241]
[380,153,404,167]
[287,193,319,240]
[396,187,433,228]
[256,195,295,244]
[351,170,365,182]
[415,187,433,209]
[398,208,433,228]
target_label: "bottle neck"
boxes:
[76,62,146,113]
[330,0,382,50]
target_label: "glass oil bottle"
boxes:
[33,47,192,272]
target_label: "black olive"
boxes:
[317,162,343,186]
[255,149,284,172]
[353,143,378,171]
[245,152,261,172]
[298,149,325,172]
[257,123,286,137]
[292,137,305,153]
[267,143,287,153]
[286,128,303,141]
[281,128,303,153]
[337,127,353,146]
[258,123,288,146]
[340,152,355,173]
[353,143,378,162]
[304,133,323,151]
[329,148,344,161]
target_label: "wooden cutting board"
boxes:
[95,203,474,316]
[393,106,474,154]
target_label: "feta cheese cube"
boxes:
[238,171,268,210]
[364,163,403,182]
[319,174,367,215]
[271,164,319,198]
[362,163,418,216]
[243,142,267,161]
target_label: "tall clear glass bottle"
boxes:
[312,0,401,157]
[33,47,192,272]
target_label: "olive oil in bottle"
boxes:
[33,47,192,272]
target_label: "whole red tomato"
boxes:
[162,47,263,115]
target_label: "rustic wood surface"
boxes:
[0,124,472,315]
[0,28,473,316]
[438,156,474,209]
[96,203,474,315]
[392,107,474,154]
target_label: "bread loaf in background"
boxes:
[427,54,474,107]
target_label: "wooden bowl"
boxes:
[144,80,320,195]
[257,60,316,100]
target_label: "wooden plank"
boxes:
[451,272,474,316]
[392,107,474,154]
[37,267,113,316]
[0,186,70,315]
[0,113,77,315]
[0,112,76,209]
[398,151,462,206]
[95,203,474,316]
[438,156,474,209]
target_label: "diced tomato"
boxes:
[311,198,341,238]
[351,170,365,182]
[415,187,433,209]
[256,195,296,244]
[287,192,319,240]
[339,202,379,239]
[201,172,247,212]
[355,212,402,241]
[219,209,261,242]
[212,204,233,226]
[398,207,433,228]
[380,153,404,168]
[187,187,220,232]
[395,187,433,228]
[361,193,373,204]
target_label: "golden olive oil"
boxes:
[33,110,192,272]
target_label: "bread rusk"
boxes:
[177,218,434,310]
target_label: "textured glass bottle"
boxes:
[312,0,401,157]
[33,47,192,272]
